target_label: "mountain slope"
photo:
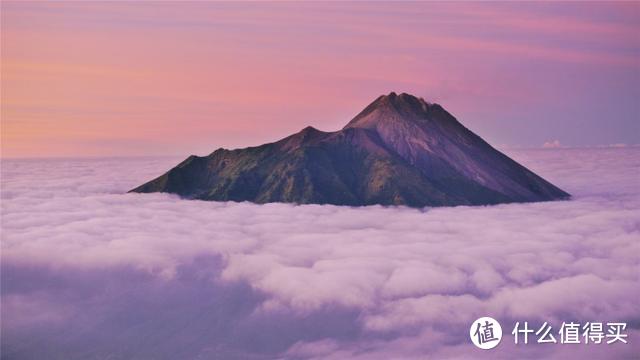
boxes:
[130,92,569,207]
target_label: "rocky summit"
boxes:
[130,92,570,207]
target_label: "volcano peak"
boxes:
[345,92,436,130]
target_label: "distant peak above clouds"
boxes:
[131,93,570,207]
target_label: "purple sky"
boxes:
[2,1,639,157]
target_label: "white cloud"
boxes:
[1,148,639,359]
[542,139,562,148]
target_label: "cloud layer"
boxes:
[2,148,639,359]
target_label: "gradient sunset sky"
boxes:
[2,1,639,158]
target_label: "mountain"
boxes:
[130,92,570,207]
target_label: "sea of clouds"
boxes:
[1,148,639,359]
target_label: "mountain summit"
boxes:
[130,92,569,207]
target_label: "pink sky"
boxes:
[2,1,639,157]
